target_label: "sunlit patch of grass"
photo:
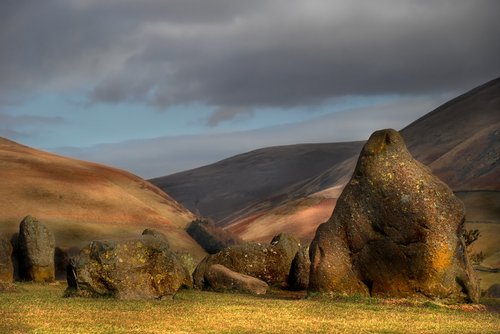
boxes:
[0,282,499,334]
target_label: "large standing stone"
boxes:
[288,245,310,291]
[204,264,269,295]
[0,236,14,282]
[193,233,300,288]
[17,216,55,282]
[309,129,479,303]
[66,235,191,299]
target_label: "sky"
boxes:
[1,0,499,178]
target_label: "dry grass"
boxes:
[1,283,499,334]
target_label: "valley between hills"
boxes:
[0,77,499,292]
[152,77,500,290]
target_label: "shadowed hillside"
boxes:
[151,142,364,221]
[401,77,500,191]
[152,78,500,284]
[0,138,206,260]
[155,77,499,226]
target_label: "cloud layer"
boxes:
[1,0,499,124]
[57,95,442,178]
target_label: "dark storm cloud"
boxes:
[1,0,499,122]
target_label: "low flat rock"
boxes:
[204,264,269,295]
[193,233,300,288]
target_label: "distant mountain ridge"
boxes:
[154,77,500,229]
[151,141,365,221]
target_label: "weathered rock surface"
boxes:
[142,228,170,245]
[0,236,14,282]
[288,245,310,290]
[66,235,191,299]
[17,216,55,282]
[142,228,196,277]
[204,264,269,295]
[174,250,197,276]
[309,129,480,303]
[186,219,242,254]
[193,233,300,288]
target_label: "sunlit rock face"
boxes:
[309,129,479,303]
[66,235,191,300]
[193,233,300,288]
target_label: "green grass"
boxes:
[1,283,499,334]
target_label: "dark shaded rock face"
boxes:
[187,219,242,254]
[309,129,479,303]
[66,236,191,300]
[484,284,500,298]
[204,264,269,295]
[17,216,55,282]
[288,245,310,291]
[0,236,14,282]
[54,246,80,280]
[193,233,300,288]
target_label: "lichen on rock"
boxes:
[308,129,479,303]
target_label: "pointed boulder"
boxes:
[309,129,479,303]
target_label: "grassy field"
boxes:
[1,283,499,334]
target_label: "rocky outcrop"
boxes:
[186,219,242,254]
[288,245,310,290]
[309,129,479,303]
[17,216,55,282]
[204,264,269,295]
[66,235,191,299]
[0,236,14,282]
[193,233,300,288]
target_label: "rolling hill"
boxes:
[0,137,206,260]
[151,141,364,221]
[152,77,500,285]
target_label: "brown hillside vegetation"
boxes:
[0,137,205,260]
[151,141,364,221]
[156,78,500,230]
